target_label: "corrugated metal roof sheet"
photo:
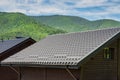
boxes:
[0,38,30,54]
[1,28,120,67]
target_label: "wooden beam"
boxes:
[117,39,120,80]
[66,68,78,80]
[9,66,21,80]
[9,66,19,75]
[80,66,83,80]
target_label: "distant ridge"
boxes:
[32,15,120,32]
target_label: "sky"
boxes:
[0,0,120,21]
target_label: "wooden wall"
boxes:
[0,66,19,80]
[81,40,118,80]
[21,67,80,80]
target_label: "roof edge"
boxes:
[1,63,79,69]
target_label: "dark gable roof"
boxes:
[1,28,120,68]
[0,38,31,54]
[0,37,35,61]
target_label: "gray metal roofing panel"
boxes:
[2,28,120,66]
[0,38,29,54]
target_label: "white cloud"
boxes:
[0,0,120,21]
[27,6,65,15]
[74,0,108,8]
[106,5,120,14]
[0,0,11,6]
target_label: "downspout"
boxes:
[8,65,21,80]
[65,66,78,80]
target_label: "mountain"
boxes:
[0,12,120,41]
[32,15,120,32]
[93,19,120,28]
[0,12,66,41]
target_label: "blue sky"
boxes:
[0,0,120,21]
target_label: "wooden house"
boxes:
[1,28,120,80]
[0,37,36,80]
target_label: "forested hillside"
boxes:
[0,12,66,41]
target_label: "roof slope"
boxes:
[1,28,120,68]
[0,38,32,54]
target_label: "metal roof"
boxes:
[1,28,120,68]
[0,38,31,54]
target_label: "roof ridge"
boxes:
[48,27,120,37]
